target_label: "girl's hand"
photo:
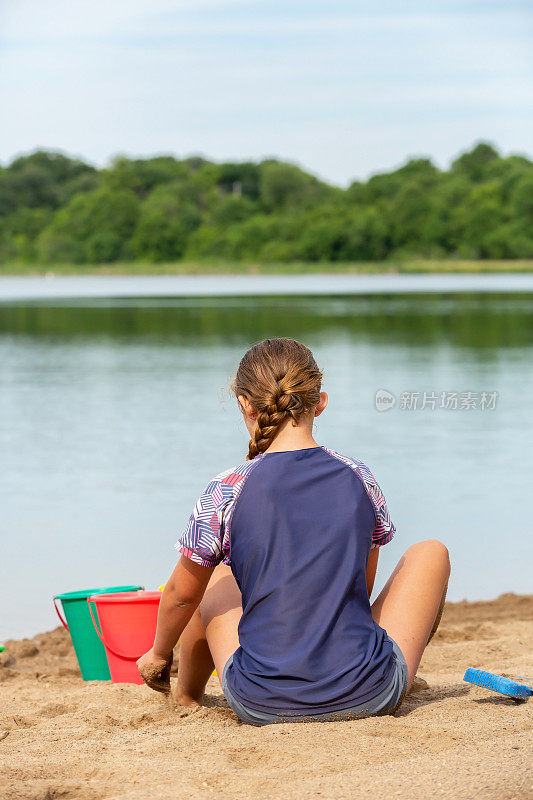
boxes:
[136,648,173,694]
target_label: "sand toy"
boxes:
[88,590,161,684]
[464,668,532,702]
[53,585,142,680]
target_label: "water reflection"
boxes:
[1,294,532,350]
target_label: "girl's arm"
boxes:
[137,556,213,692]
[366,547,379,597]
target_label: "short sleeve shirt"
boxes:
[175,445,396,715]
[177,446,395,567]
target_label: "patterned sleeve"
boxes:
[175,474,232,568]
[175,461,259,568]
[364,477,396,549]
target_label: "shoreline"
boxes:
[1,592,531,800]
[1,259,533,277]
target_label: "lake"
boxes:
[1,276,532,639]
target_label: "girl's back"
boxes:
[178,445,396,715]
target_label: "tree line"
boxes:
[0,142,531,265]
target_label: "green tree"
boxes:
[0,208,53,261]
[452,181,506,257]
[451,142,500,182]
[131,185,201,261]
[1,142,532,266]
[259,161,332,211]
[216,162,261,200]
[0,151,97,215]
[206,195,257,226]
[37,188,139,263]
[511,175,533,227]
[101,156,190,197]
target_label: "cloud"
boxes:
[0,0,245,39]
[0,0,531,183]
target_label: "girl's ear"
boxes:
[314,391,328,418]
[238,395,257,420]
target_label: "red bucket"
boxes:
[87,591,161,684]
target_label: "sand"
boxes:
[1,593,531,800]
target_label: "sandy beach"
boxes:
[1,593,531,800]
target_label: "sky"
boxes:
[0,0,531,185]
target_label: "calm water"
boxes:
[1,290,532,639]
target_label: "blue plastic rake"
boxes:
[464,668,533,702]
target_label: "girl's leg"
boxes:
[427,579,449,644]
[199,563,242,686]
[174,563,241,704]
[174,606,216,706]
[371,539,450,691]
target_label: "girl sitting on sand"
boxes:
[137,338,450,725]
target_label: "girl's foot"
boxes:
[174,686,202,707]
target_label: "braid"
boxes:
[231,338,323,460]
[248,403,286,460]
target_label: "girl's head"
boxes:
[232,337,326,460]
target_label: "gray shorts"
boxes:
[221,638,409,726]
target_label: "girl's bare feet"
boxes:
[174,684,202,707]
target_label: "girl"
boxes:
[137,338,450,725]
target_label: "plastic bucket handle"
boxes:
[53,596,69,631]
[87,599,141,661]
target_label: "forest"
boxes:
[0,142,531,265]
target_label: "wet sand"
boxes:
[1,593,531,800]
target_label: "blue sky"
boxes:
[0,0,531,184]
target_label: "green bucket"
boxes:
[53,585,143,680]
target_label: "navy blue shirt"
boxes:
[177,445,396,715]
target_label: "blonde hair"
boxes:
[232,338,323,460]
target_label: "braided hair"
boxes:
[232,338,323,461]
